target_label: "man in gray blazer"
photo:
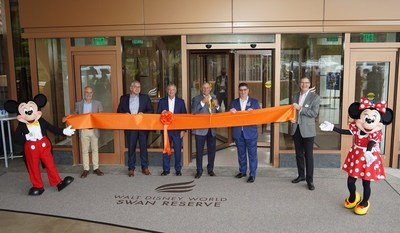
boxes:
[72,86,104,178]
[290,76,320,191]
[191,82,221,179]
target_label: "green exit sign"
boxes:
[93,37,106,46]
[326,37,338,42]
[132,39,144,45]
[362,33,375,42]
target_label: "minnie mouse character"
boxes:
[4,94,76,196]
[320,97,393,215]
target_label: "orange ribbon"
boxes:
[66,105,295,131]
[160,111,174,156]
[66,105,295,156]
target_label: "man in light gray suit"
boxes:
[70,86,104,178]
[290,76,320,191]
[191,82,221,179]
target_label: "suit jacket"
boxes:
[290,91,320,138]
[227,97,260,140]
[191,94,221,136]
[14,118,65,145]
[214,75,228,95]
[157,96,187,137]
[117,93,154,114]
[73,99,103,137]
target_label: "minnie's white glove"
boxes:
[63,125,75,136]
[319,121,334,131]
[364,151,377,167]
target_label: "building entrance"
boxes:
[188,49,274,165]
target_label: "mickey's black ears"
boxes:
[4,100,19,114]
[33,94,47,108]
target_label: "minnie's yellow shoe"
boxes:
[354,201,370,215]
[344,192,361,209]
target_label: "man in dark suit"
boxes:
[290,76,320,190]
[228,83,260,183]
[157,83,187,176]
[191,82,221,179]
[214,68,228,108]
[117,80,154,177]
[70,86,104,178]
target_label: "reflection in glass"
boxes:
[122,36,181,149]
[36,39,70,146]
[80,65,113,153]
[354,62,389,154]
[280,34,343,150]
[189,53,229,157]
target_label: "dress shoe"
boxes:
[93,169,104,176]
[195,172,202,179]
[354,201,370,215]
[176,171,182,176]
[291,176,306,183]
[57,176,74,192]
[307,182,315,191]
[80,170,89,178]
[128,169,135,177]
[247,176,255,183]
[142,168,151,175]
[208,171,216,176]
[344,192,361,209]
[28,187,45,196]
[235,173,246,178]
[161,171,170,176]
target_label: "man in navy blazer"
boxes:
[157,83,187,176]
[191,82,221,179]
[227,83,260,183]
[117,80,154,177]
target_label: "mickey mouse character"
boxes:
[320,97,393,215]
[4,94,76,196]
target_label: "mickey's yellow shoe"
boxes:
[354,201,370,215]
[344,192,361,209]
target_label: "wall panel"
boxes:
[19,0,144,28]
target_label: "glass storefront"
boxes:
[279,34,344,150]
[121,36,182,149]
[36,39,70,146]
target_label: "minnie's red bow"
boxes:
[359,97,387,113]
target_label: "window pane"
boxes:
[72,37,116,46]
[36,39,70,146]
[280,34,343,150]
[122,36,181,149]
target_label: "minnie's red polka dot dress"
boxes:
[342,121,385,181]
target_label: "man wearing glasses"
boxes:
[290,76,320,191]
[227,83,260,183]
[117,80,154,177]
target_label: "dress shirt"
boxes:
[129,95,139,114]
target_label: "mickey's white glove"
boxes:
[25,132,36,141]
[63,125,75,136]
[364,151,377,167]
[319,121,334,131]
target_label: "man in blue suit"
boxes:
[191,82,221,179]
[117,80,154,177]
[157,83,187,176]
[227,83,260,183]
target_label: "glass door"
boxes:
[188,51,233,158]
[235,50,273,148]
[73,52,121,164]
[350,49,397,167]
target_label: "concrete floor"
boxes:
[1,148,400,233]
